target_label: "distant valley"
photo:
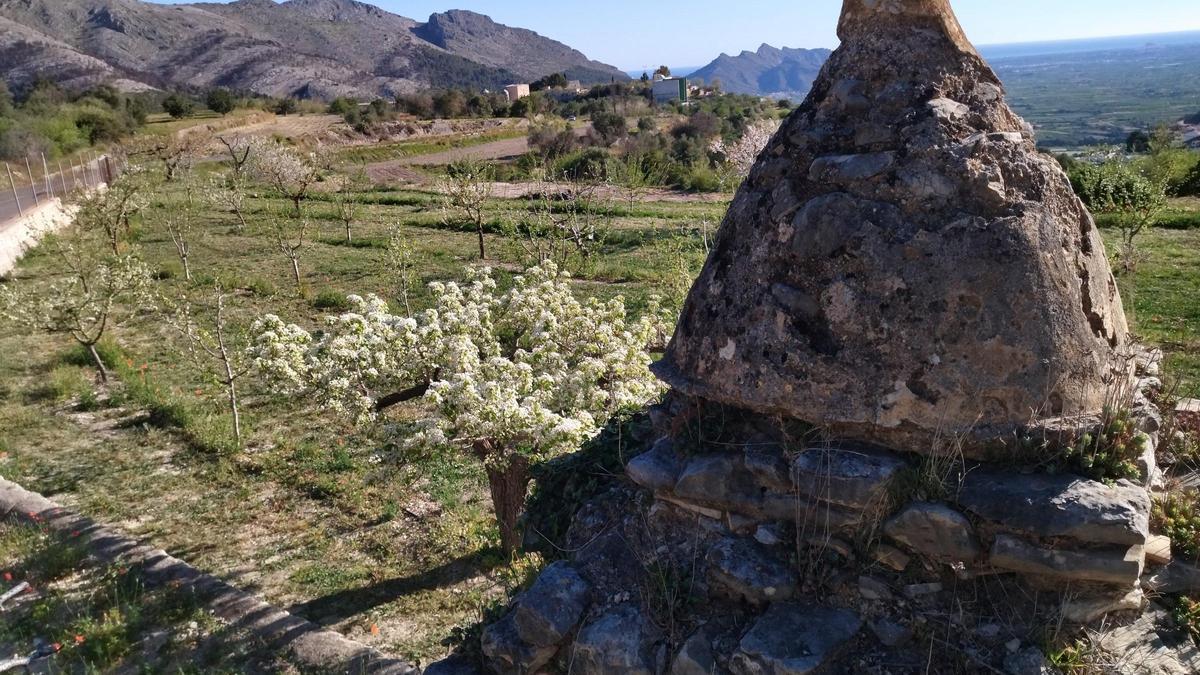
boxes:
[682,31,1200,147]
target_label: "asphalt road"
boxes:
[0,157,108,226]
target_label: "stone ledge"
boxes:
[0,477,416,675]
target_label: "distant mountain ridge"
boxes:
[0,0,629,99]
[688,44,832,98]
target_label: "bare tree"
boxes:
[272,211,309,293]
[169,289,253,448]
[383,224,419,314]
[165,180,200,281]
[438,158,494,259]
[333,169,368,244]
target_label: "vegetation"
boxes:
[1153,491,1200,561]
[0,81,148,161]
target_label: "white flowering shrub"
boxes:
[710,119,780,178]
[251,262,670,552]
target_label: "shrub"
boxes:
[1058,407,1147,483]
[1153,491,1200,561]
[161,94,194,119]
[311,289,351,311]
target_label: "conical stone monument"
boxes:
[654,0,1131,455]
[444,2,1178,674]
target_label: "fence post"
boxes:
[24,156,39,207]
[57,160,69,195]
[104,156,113,184]
[41,153,53,200]
[6,162,23,218]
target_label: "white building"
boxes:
[504,84,530,103]
[652,77,687,105]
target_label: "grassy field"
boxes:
[0,161,1197,668]
[0,175,717,666]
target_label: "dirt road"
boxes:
[364,124,594,184]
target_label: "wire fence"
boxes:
[1,152,124,227]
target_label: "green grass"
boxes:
[1106,225,1200,392]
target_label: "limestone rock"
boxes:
[480,615,556,675]
[1091,607,1200,674]
[959,472,1149,546]
[1061,588,1143,623]
[989,535,1144,586]
[652,0,1130,457]
[571,606,653,675]
[481,561,590,673]
[708,537,797,606]
[627,438,682,492]
[671,630,717,675]
[884,502,981,564]
[790,446,906,509]
[730,603,862,675]
[511,562,590,646]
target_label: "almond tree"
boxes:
[216,136,259,178]
[251,143,321,216]
[0,234,154,382]
[439,158,493,259]
[710,120,780,188]
[205,172,248,231]
[168,289,252,448]
[251,263,670,554]
[333,170,367,244]
[75,168,149,255]
[383,225,419,314]
[272,212,310,293]
[165,180,200,282]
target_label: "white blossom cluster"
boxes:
[710,120,781,177]
[250,263,671,466]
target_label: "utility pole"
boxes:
[5,162,23,218]
[24,156,39,206]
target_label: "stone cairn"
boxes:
[436,1,1189,673]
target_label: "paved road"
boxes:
[0,157,108,226]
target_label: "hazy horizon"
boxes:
[146,0,1200,71]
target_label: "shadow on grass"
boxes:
[285,548,504,625]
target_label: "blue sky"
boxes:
[150,1,1200,70]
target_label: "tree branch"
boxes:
[375,381,431,412]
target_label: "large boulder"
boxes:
[652,0,1130,457]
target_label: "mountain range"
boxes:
[688,44,832,98]
[0,0,628,99]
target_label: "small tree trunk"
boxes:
[477,220,487,260]
[235,207,247,231]
[484,455,531,556]
[87,343,109,383]
[292,195,302,216]
[227,378,242,448]
[346,223,353,244]
[182,255,191,282]
[291,257,302,290]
